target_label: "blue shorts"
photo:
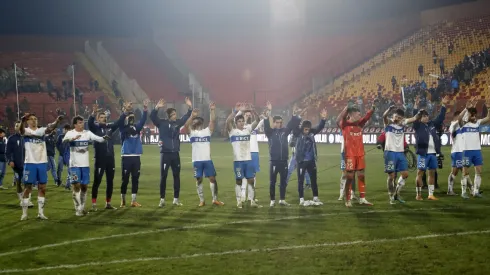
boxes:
[340,152,346,171]
[384,151,408,173]
[463,150,483,167]
[23,163,48,185]
[251,152,260,172]
[69,167,90,185]
[451,152,464,168]
[417,154,438,171]
[233,161,255,180]
[193,160,216,178]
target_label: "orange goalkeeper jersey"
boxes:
[339,110,373,157]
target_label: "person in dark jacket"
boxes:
[56,124,72,189]
[6,122,31,204]
[151,97,192,207]
[263,102,301,207]
[294,108,327,206]
[45,131,59,185]
[0,128,7,190]
[88,103,125,210]
[412,95,449,200]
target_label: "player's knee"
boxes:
[358,174,365,181]
[208,176,216,183]
[196,177,203,184]
[416,170,425,177]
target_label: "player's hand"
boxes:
[266,101,272,111]
[292,105,302,116]
[320,108,328,119]
[9,162,14,168]
[21,113,30,122]
[441,95,450,106]
[191,108,199,117]
[209,101,216,110]
[143,99,150,109]
[184,97,192,108]
[388,105,396,111]
[92,104,99,115]
[155,99,166,109]
[466,96,477,109]
[102,135,111,140]
[414,95,420,106]
[56,115,64,122]
[72,135,82,141]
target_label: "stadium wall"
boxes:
[421,0,490,25]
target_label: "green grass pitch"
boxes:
[0,143,489,275]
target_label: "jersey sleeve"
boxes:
[89,131,106,143]
[476,119,483,127]
[401,119,408,126]
[24,127,47,137]
[449,122,458,133]
[62,131,73,142]
[203,127,211,136]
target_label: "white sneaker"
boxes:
[75,210,84,217]
[158,198,165,207]
[312,198,323,206]
[350,191,358,201]
[389,196,396,205]
[279,200,291,206]
[338,194,344,201]
[270,201,276,207]
[359,198,373,206]
[37,214,48,220]
[20,214,28,221]
[447,190,457,196]
[237,201,243,208]
[173,199,183,206]
[250,200,263,208]
[345,200,352,208]
[300,200,312,207]
[0,185,8,190]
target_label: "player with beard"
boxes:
[88,103,126,210]
[118,100,148,207]
[19,113,63,220]
[184,102,224,206]
[457,97,490,198]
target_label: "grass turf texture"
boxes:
[0,143,489,275]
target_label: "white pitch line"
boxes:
[0,207,458,257]
[1,229,489,273]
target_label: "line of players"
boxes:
[5,95,490,220]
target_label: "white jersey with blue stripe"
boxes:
[229,127,252,161]
[23,127,48,164]
[384,120,407,153]
[190,127,211,162]
[247,120,263,153]
[63,129,105,168]
[449,121,464,153]
[461,119,482,151]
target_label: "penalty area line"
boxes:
[0,207,462,257]
[1,229,489,273]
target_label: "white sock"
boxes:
[131,193,137,202]
[75,191,81,211]
[196,182,204,202]
[448,174,455,192]
[340,177,346,196]
[28,193,32,201]
[253,177,256,188]
[80,191,87,210]
[72,191,80,211]
[235,185,241,202]
[241,178,247,201]
[17,192,23,201]
[416,186,422,195]
[428,185,435,196]
[247,183,255,202]
[38,197,45,215]
[22,198,29,216]
[461,177,467,195]
[396,176,405,195]
[474,174,482,195]
[313,196,319,201]
[210,182,217,201]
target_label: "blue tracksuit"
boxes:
[150,108,192,199]
[56,134,71,188]
[413,106,446,170]
[264,115,301,200]
[45,134,58,182]
[6,133,24,183]
[119,110,147,196]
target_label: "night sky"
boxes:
[0,0,475,37]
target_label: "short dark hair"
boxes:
[468,107,478,115]
[453,111,461,117]
[72,116,84,126]
[301,120,312,129]
[0,128,5,134]
[419,109,429,116]
[395,109,405,117]
[166,108,176,118]
[273,115,283,122]
[63,124,71,130]
[235,115,244,123]
[193,116,204,124]
[97,112,106,118]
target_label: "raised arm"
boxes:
[406,110,422,125]
[150,98,166,127]
[225,110,235,133]
[311,108,328,135]
[479,98,490,125]
[45,116,64,135]
[383,106,396,127]
[337,106,348,127]
[135,100,150,132]
[183,109,199,134]
[263,101,273,137]
[88,104,101,133]
[358,106,375,127]
[175,97,193,128]
[250,109,261,130]
[433,96,449,127]
[208,102,216,133]
[285,105,302,135]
